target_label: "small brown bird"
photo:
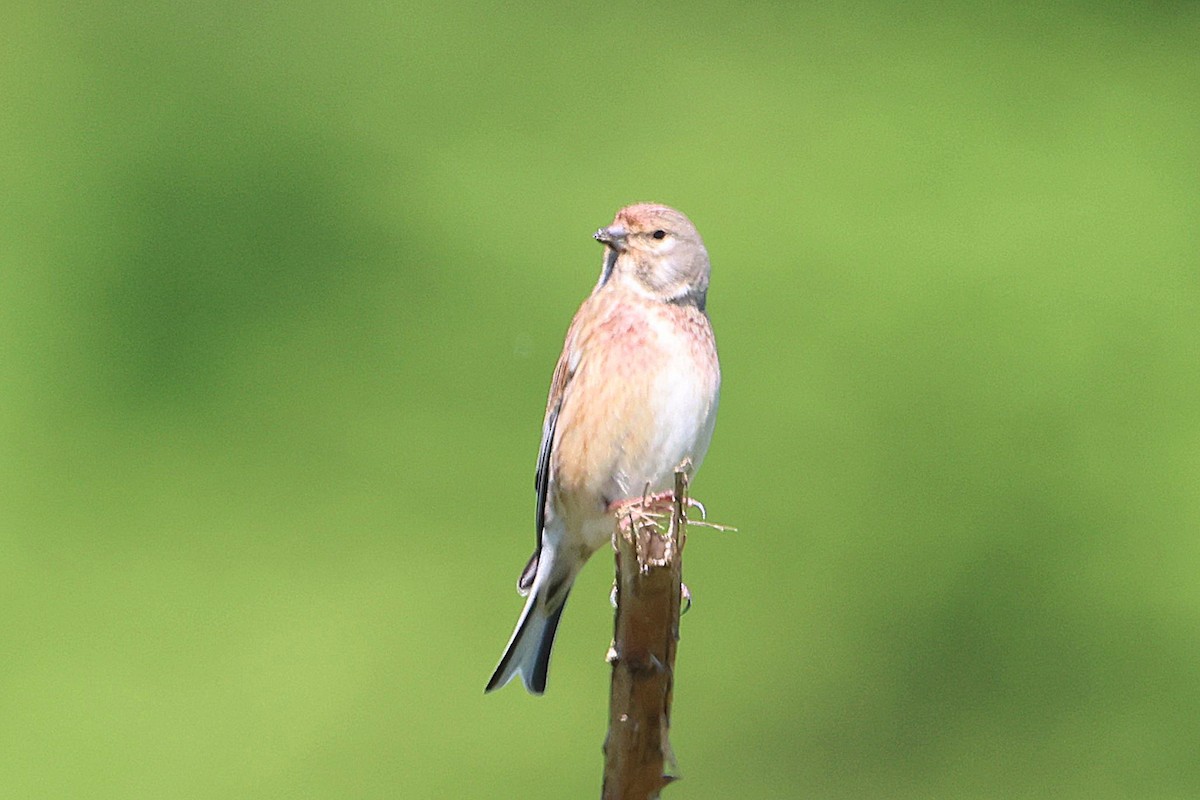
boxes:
[486,203,721,694]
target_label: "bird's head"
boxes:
[593,203,710,309]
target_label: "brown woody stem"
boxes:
[602,470,687,800]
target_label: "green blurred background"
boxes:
[3,2,1198,797]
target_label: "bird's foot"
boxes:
[607,490,674,515]
[608,491,709,520]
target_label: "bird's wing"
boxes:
[533,390,561,548]
[519,313,581,595]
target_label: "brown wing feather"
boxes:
[520,305,586,593]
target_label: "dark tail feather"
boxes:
[517,549,538,596]
[485,588,570,695]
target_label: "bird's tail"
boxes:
[485,550,575,695]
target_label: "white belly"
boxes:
[615,335,719,497]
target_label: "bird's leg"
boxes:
[607,486,707,516]
[607,490,675,515]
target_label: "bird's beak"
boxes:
[594,224,627,250]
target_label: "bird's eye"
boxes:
[652,229,666,240]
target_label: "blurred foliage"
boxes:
[2,1,1198,798]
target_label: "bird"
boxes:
[485,203,721,694]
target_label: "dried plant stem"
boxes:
[602,470,687,800]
